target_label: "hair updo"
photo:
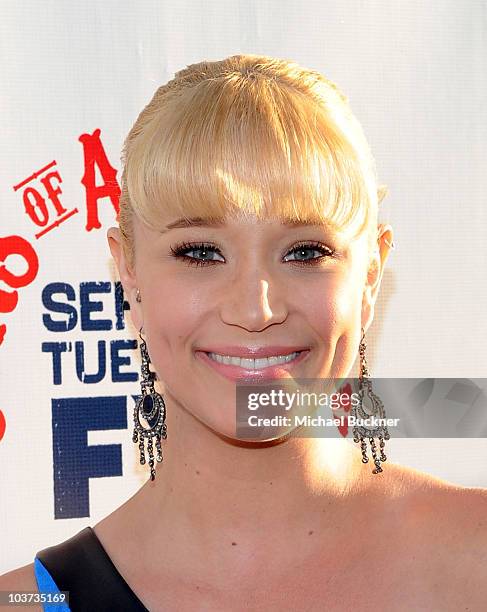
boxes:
[118,53,388,270]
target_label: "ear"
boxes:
[107,227,143,332]
[361,223,394,332]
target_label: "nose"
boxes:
[219,273,288,332]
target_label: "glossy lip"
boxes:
[195,345,310,358]
[195,348,311,381]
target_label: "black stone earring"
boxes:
[132,326,167,481]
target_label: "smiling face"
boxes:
[110,55,394,441]
[108,210,392,441]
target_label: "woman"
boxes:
[2,53,487,611]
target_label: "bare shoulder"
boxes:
[0,563,43,611]
[395,463,487,528]
[424,478,487,552]
[387,463,487,577]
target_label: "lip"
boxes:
[195,348,310,381]
[195,345,310,358]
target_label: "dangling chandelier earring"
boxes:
[132,289,167,481]
[352,327,390,474]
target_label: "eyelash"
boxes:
[169,241,336,267]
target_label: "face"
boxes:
[108,211,393,441]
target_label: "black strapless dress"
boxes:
[35,526,149,611]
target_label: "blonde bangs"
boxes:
[119,55,386,267]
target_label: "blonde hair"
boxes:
[118,54,388,269]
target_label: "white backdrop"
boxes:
[1,0,486,573]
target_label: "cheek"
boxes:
[304,274,362,337]
[139,277,212,382]
[302,274,363,378]
[329,279,364,377]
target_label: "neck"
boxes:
[123,389,386,581]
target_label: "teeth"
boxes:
[207,352,301,369]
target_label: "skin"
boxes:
[118,211,389,440]
[2,211,487,611]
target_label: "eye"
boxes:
[170,242,224,267]
[170,240,336,268]
[284,242,336,265]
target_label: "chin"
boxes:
[194,410,297,446]
[209,426,295,448]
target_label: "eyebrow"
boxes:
[164,217,225,231]
[162,216,336,232]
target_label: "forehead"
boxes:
[158,212,346,235]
